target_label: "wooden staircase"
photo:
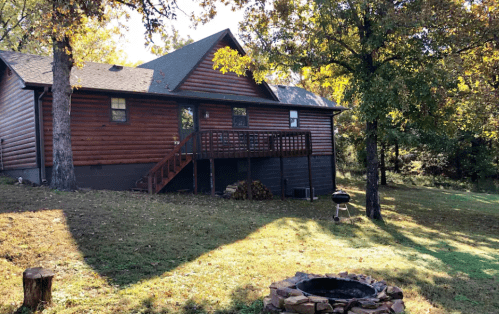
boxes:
[133,133,195,194]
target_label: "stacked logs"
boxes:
[224,180,273,200]
[264,272,405,314]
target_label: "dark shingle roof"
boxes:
[0,50,155,93]
[0,30,347,111]
[138,29,227,92]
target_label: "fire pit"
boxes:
[297,277,377,301]
[264,272,405,314]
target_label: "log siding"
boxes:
[0,67,37,170]
[42,92,179,166]
[179,40,272,99]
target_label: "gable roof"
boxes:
[0,30,347,111]
[138,29,226,92]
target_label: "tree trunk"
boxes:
[380,141,387,186]
[23,267,55,310]
[365,120,382,220]
[50,38,77,191]
[394,140,400,173]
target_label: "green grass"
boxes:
[0,174,498,313]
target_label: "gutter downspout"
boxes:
[38,87,48,183]
[331,111,342,191]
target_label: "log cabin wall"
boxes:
[179,39,272,99]
[198,103,332,156]
[0,67,37,170]
[42,92,179,167]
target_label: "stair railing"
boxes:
[148,132,195,194]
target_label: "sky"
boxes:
[119,2,245,64]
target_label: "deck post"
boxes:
[246,134,252,200]
[148,175,152,195]
[210,158,215,197]
[193,133,198,195]
[331,115,337,191]
[307,133,313,203]
[280,134,285,200]
[280,156,284,200]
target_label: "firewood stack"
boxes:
[224,180,273,200]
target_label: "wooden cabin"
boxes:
[0,29,346,197]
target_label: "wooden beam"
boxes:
[307,133,313,203]
[331,115,337,191]
[246,134,252,200]
[193,134,198,194]
[210,158,215,197]
[280,156,284,200]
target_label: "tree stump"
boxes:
[23,267,55,310]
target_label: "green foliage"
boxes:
[150,26,195,56]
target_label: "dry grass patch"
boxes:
[0,175,498,314]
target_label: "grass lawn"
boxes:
[0,175,498,314]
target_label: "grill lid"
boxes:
[332,190,350,204]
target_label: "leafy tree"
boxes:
[21,0,179,191]
[0,0,41,52]
[200,0,499,219]
[149,26,194,56]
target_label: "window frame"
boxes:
[110,97,128,123]
[289,109,299,128]
[232,106,249,128]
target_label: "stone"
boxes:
[263,297,272,308]
[277,287,304,297]
[287,276,306,285]
[285,302,316,314]
[376,291,389,301]
[333,307,344,313]
[317,302,334,312]
[271,293,286,309]
[347,274,358,280]
[338,271,348,278]
[326,273,337,278]
[390,300,405,314]
[385,286,403,300]
[271,280,297,290]
[284,295,309,305]
[349,305,390,314]
[359,301,378,309]
[264,303,283,314]
[309,296,329,303]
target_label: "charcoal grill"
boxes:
[332,190,351,221]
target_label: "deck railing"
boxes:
[194,130,312,159]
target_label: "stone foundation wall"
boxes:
[263,272,405,314]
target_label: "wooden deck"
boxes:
[193,130,312,159]
[143,130,313,198]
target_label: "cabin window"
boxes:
[232,107,248,128]
[111,98,127,122]
[290,110,299,128]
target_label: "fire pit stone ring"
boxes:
[263,271,405,314]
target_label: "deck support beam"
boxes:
[210,158,215,197]
[280,156,284,200]
[246,133,252,200]
[308,154,313,203]
[307,133,313,202]
[193,134,198,194]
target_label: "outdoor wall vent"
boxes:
[110,65,124,71]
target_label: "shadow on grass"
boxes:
[116,284,263,314]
